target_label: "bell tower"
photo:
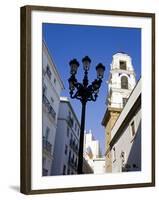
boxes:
[102,52,136,172]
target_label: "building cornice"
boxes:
[110,69,135,76]
[101,107,122,127]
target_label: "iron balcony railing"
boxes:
[68,157,77,170]
[67,115,74,128]
[43,94,56,120]
[70,139,79,154]
[43,136,52,154]
[46,66,52,79]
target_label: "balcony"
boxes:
[43,94,56,120]
[46,66,52,79]
[67,116,74,128]
[68,157,77,171]
[43,136,52,154]
[70,139,79,154]
[49,106,56,119]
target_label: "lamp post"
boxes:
[68,56,105,174]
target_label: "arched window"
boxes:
[121,76,128,89]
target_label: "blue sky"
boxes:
[43,23,141,155]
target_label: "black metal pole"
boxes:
[69,57,105,174]
[77,101,86,174]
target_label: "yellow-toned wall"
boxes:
[105,110,121,172]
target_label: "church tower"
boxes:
[102,52,136,172]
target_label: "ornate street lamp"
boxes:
[68,56,105,174]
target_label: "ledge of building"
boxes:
[101,107,122,127]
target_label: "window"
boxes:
[121,76,128,89]
[43,168,48,176]
[68,150,71,161]
[121,151,125,166]
[68,113,74,127]
[72,118,74,127]
[131,121,135,137]
[63,165,66,175]
[75,158,78,167]
[65,145,68,155]
[70,134,73,141]
[42,157,46,167]
[113,147,116,162]
[72,154,74,162]
[76,144,79,152]
[45,127,50,140]
[46,65,52,79]
[73,139,75,146]
[51,97,54,104]
[122,98,128,107]
[133,164,137,168]
[67,168,70,175]
[120,60,127,70]
[42,84,47,96]
[67,127,69,137]
[77,129,80,136]
[54,78,56,84]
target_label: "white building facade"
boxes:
[84,130,105,174]
[92,158,105,174]
[110,79,141,172]
[42,41,64,176]
[84,130,100,159]
[51,97,80,175]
